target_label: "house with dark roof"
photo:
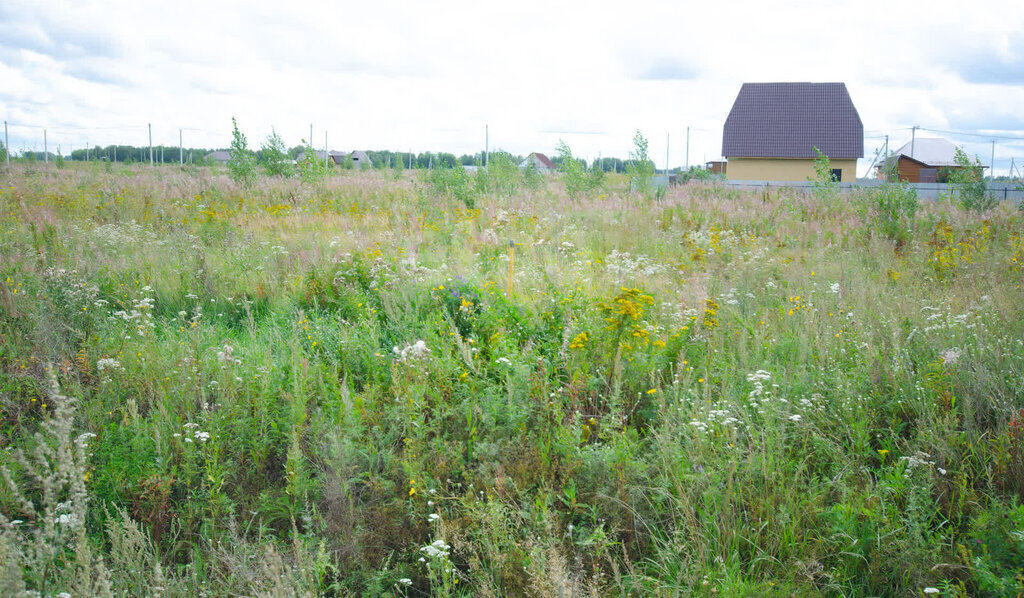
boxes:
[520,152,556,174]
[877,137,985,183]
[722,82,863,182]
[348,151,372,169]
[206,150,230,165]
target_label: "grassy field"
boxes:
[1,162,1022,596]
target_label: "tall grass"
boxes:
[1,163,1022,596]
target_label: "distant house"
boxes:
[520,153,556,174]
[722,82,863,182]
[349,151,372,169]
[206,150,230,165]
[327,151,348,165]
[878,137,985,183]
[705,161,727,175]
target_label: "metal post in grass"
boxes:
[44,129,48,163]
[507,240,516,295]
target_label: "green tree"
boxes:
[589,157,606,190]
[0,138,7,165]
[260,128,292,177]
[298,141,330,184]
[946,148,994,211]
[809,146,838,201]
[556,140,590,201]
[227,117,258,187]
[391,151,405,179]
[626,130,654,198]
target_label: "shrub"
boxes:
[809,146,838,201]
[966,498,1024,596]
[677,165,715,183]
[422,163,476,208]
[869,181,918,250]
[298,141,331,184]
[626,130,654,198]
[227,117,258,187]
[946,148,995,211]
[556,140,591,201]
[260,128,293,178]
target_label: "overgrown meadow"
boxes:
[1,162,1023,597]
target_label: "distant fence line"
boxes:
[718,179,1024,202]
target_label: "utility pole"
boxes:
[882,134,889,179]
[685,126,690,169]
[148,123,153,166]
[910,125,918,158]
[3,121,7,166]
[409,149,412,169]
[485,124,489,168]
[44,129,48,163]
[325,131,328,168]
[179,129,183,165]
[309,124,313,147]
[665,132,670,175]
[990,139,996,179]
[86,140,89,162]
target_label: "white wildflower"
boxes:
[939,348,961,366]
[96,358,122,372]
[393,340,430,362]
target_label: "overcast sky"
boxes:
[2,0,1024,176]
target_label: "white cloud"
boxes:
[2,0,1023,174]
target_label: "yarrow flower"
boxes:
[420,539,451,559]
[939,348,961,366]
[96,358,122,371]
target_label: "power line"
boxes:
[918,126,1024,142]
[4,121,146,132]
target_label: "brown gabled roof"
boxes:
[722,82,864,159]
[531,153,556,169]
